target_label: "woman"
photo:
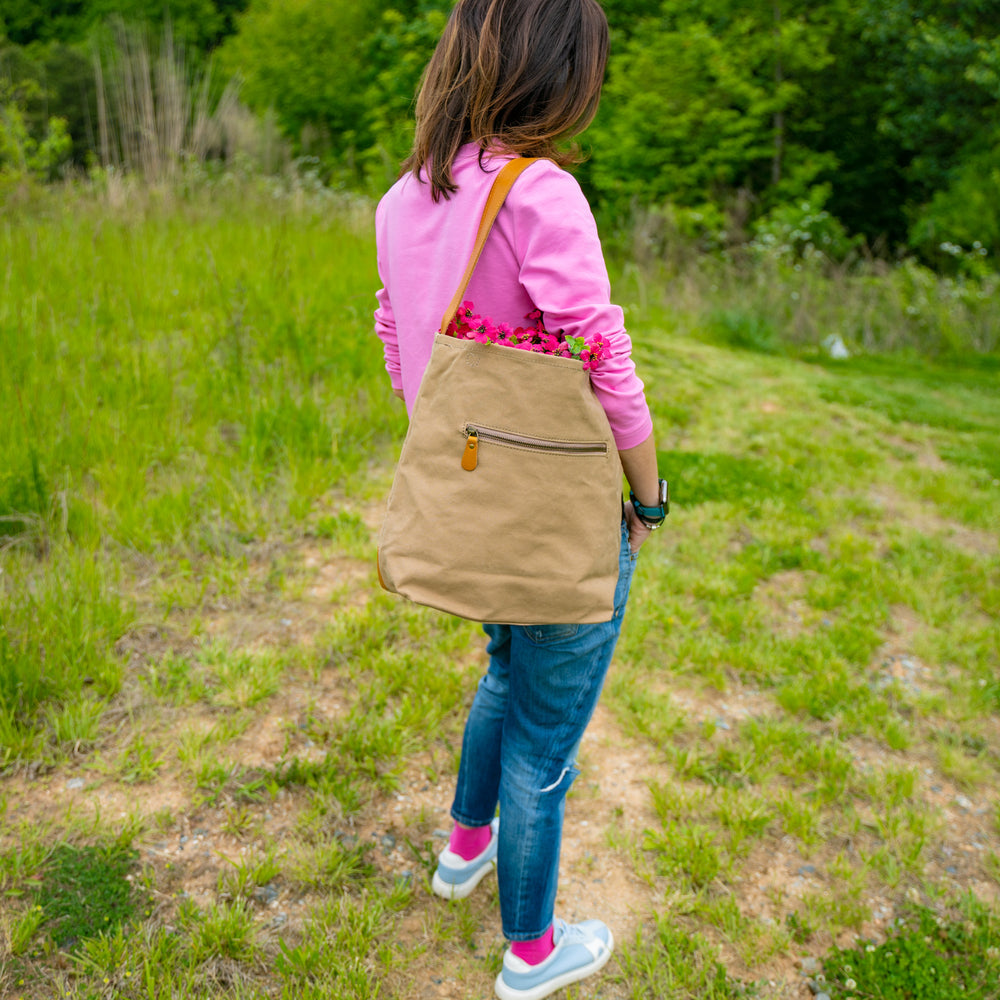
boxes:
[373,2,665,997]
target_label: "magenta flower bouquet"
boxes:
[444,302,609,371]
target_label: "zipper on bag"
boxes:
[461,424,607,471]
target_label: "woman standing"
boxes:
[374,2,666,997]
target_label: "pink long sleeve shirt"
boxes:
[374,145,653,451]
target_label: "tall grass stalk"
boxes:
[94,22,284,180]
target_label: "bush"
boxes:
[749,185,860,264]
[0,99,71,182]
[909,136,1000,275]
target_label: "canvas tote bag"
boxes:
[377,157,623,625]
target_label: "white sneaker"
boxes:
[495,917,614,1000]
[430,818,499,899]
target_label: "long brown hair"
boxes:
[403,0,609,201]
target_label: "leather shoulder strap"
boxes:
[439,157,538,335]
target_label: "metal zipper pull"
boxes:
[463,423,607,457]
[461,431,479,471]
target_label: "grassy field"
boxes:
[1,177,999,999]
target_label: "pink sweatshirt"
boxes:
[373,145,653,450]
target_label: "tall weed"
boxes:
[610,216,999,357]
[93,22,286,180]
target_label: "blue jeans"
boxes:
[449,520,638,940]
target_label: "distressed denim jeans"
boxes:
[449,520,638,940]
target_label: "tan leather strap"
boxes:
[439,156,538,335]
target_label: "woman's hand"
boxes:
[624,501,653,557]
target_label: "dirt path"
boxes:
[0,693,810,999]
[5,538,999,1000]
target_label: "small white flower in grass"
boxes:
[845,979,857,991]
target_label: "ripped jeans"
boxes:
[449,521,638,940]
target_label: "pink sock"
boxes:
[511,925,555,965]
[448,822,492,861]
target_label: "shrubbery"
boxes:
[0,0,998,277]
[0,78,71,189]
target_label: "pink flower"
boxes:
[445,302,608,370]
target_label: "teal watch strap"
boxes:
[630,479,669,527]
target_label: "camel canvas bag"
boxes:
[376,158,623,625]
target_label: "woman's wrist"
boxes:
[618,434,660,508]
[631,485,661,508]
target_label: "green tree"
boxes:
[359,3,450,186]
[600,0,663,42]
[88,0,231,50]
[0,1,89,45]
[218,0,381,161]
[864,0,998,197]
[806,0,1000,251]
[0,0,248,49]
[585,0,843,228]
[218,0,449,184]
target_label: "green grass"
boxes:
[31,840,140,949]
[0,178,406,762]
[615,914,755,998]
[1,176,999,998]
[822,898,1000,999]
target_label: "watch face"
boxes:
[659,479,669,505]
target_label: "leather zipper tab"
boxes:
[462,432,479,471]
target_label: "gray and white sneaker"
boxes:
[495,917,614,1000]
[430,817,499,899]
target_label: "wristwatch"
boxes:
[629,478,669,529]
